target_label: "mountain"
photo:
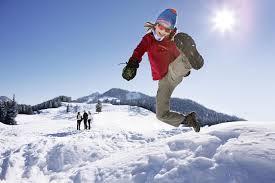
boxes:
[75,88,152,104]
[73,92,101,103]
[74,88,245,126]
[0,96,11,102]
[102,88,147,101]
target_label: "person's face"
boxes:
[155,23,172,38]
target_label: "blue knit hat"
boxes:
[156,9,177,29]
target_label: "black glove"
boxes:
[122,58,139,81]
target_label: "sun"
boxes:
[212,8,236,33]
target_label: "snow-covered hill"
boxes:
[74,88,244,125]
[0,103,274,183]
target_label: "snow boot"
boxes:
[174,32,204,70]
[182,112,201,132]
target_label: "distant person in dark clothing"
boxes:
[76,112,82,130]
[83,111,88,130]
[87,111,93,130]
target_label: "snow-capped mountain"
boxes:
[0,103,274,183]
[74,89,147,103]
[73,92,101,103]
[75,88,244,125]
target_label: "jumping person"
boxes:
[122,9,204,132]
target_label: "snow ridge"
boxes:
[0,103,274,183]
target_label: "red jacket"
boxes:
[130,32,180,80]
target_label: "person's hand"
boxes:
[122,58,139,81]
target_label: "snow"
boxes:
[0,103,275,183]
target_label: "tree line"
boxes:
[0,96,72,125]
[109,96,243,126]
[17,96,71,115]
[31,96,71,112]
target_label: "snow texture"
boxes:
[0,103,274,183]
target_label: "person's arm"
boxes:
[129,34,150,64]
[122,34,150,81]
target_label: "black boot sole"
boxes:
[174,32,204,70]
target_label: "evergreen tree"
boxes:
[27,106,33,114]
[66,104,70,113]
[0,102,7,122]
[52,101,59,108]
[48,101,53,108]
[4,94,18,125]
[17,104,33,114]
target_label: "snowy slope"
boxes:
[0,103,275,183]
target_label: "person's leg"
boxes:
[156,54,191,127]
[84,120,88,129]
[77,121,80,130]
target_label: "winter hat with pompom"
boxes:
[156,8,177,29]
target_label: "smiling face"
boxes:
[155,23,172,38]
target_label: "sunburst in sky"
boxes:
[212,8,236,33]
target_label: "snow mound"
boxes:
[0,103,274,183]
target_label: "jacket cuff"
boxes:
[128,57,140,68]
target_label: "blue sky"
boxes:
[0,0,275,121]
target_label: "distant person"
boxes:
[83,111,88,130]
[87,111,93,130]
[76,112,82,130]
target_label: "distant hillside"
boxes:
[32,96,71,112]
[73,92,100,103]
[75,88,245,125]
[17,88,244,125]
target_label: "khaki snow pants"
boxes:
[156,54,192,127]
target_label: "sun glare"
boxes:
[212,8,236,33]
